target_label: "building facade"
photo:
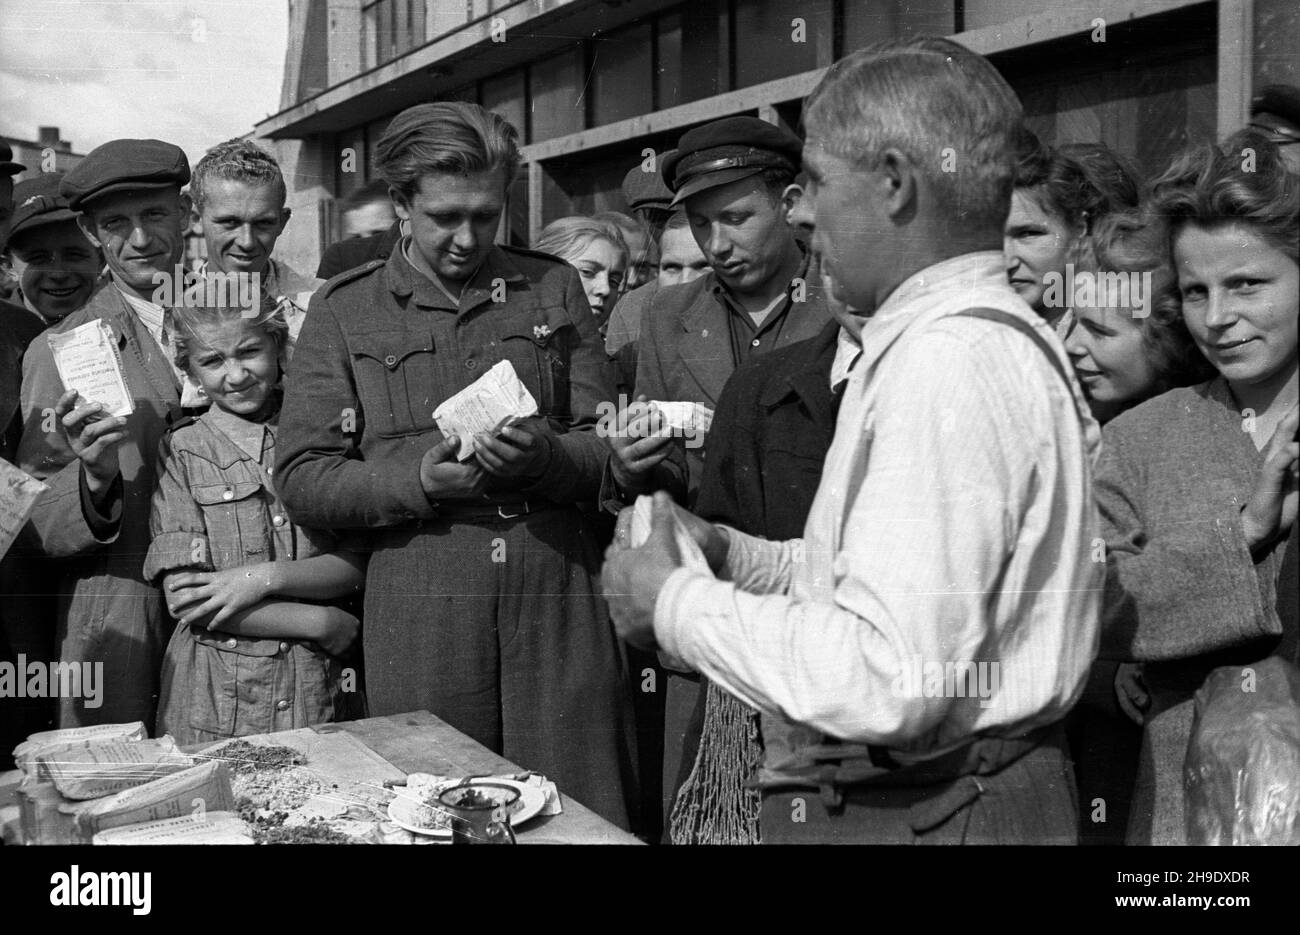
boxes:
[1,127,86,182]
[254,0,1299,274]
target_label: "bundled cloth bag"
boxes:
[1184,656,1300,845]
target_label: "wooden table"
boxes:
[0,710,641,845]
[318,710,641,845]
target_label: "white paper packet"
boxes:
[65,760,236,841]
[650,400,714,435]
[628,494,711,573]
[47,320,134,417]
[13,722,148,779]
[93,810,254,845]
[40,736,191,800]
[0,459,47,561]
[433,359,539,460]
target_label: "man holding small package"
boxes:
[275,102,638,831]
[17,139,195,728]
[609,117,832,509]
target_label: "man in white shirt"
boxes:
[190,138,321,347]
[602,37,1103,844]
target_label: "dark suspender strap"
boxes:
[954,307,1074,392]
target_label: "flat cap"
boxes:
[622,150,676,211]
[663,117,801,206]
[60,138,190,211]
[0,141,25,177]
[9,172,77,241]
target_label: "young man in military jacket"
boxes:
[275,102,637,831]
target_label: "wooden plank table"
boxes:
[318,710,641,845]
[0,711,641,845]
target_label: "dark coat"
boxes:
[1,299,42,464]
[662,319,841,826]
[634,260,832,505]
[694,318,840,539]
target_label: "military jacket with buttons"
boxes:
[145,406,335,582]
[275,243,617,530]
[145,405,348,741]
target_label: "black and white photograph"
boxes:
[0,0,1297,913]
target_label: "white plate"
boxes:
[387,778,546,838]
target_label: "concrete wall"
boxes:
[1254,0,1300,89]
[327,0,363,87]
[261,135,334,278]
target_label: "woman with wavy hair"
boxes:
[1064,208,1214,424]
[1095,131,1298,845]
[1061,207,1214,843]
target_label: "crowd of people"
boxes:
[0,35,1296,846]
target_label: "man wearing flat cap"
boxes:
[17,138,195,728]
[604,116,832,823]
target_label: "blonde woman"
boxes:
[534,216,628,322]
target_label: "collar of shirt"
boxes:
[18,289,51,325]
[387,239,526,311]
[118,285,168,347]
[829,325,863,391]
[853,251,1012,370]
[204,402,277,465]
[709,249,811,321]
[401,238,463,306]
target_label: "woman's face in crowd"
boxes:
[1065,299,1159,414]
[1174,223,1299,388]
[7,221,100,320]
[1004,188,1079,312]
[186,317,281,419]
[570,237,625,316]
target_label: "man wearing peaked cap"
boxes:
[17,137,195,729]
[5,172,102,323]
[661,118,803,206]
[1248,83,1300,173]
[606,115,832,826]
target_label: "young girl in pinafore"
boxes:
[146,287,365,745]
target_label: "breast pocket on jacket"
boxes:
[350,331,440,438]
[191,478,271,568]
[499,318,575,421]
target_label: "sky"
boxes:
[0,0,289,164]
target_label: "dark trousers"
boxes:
[1067,660,1142,845]
[759,724,1078,844]
[363,508,639,831]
